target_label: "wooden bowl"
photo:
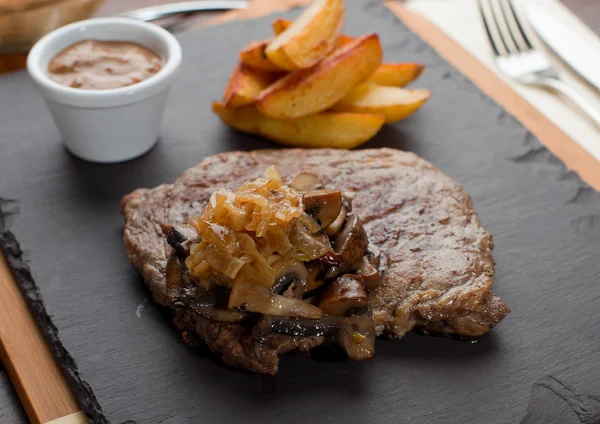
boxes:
[0,0,103,54]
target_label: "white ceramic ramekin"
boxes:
[27,18,182,163]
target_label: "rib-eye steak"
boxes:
[122,148,509,374]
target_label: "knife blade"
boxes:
[121,1,249,22]
[525,3,600,91]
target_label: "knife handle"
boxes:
[536,76,600,130]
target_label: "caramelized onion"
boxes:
[289,220,335,262]
[186,168,341,292]
[297,212,322,234]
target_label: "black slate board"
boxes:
[0,370,26,424]
[1,1,600,423]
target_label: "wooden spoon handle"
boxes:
[0,254,86,424]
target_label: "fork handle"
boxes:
[533,76,600,129]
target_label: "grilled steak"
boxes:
[122,148,509,373]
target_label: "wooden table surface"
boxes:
[0,0,598,423]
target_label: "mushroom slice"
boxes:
[253,316,340,340]
[166,257,249,322]
[271,260,308,297]
[325,205,347,237]
[229,283,323,319]
[186,298,251,323]
[166,255,199,305]
[337,314,376,360]
[351,256,381,290]
[289,172,323,192]
[366,243,381,267]
[305,262,325,293]
[316,274,369,316]
[325,214,369,279]
[253,315,376,361]
[164,224,198,258]
[302,189,342,230]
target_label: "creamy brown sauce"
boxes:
[47,40,163,90]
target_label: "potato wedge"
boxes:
[272,18,293,35]
[335,34,355,48]
[266,0,345,70]
[213,102,258,133]
[213,102,384,149]
[368,63,425,87]
[256,34,383,119]
[331,82,430,124]
[223,63,281,108]
[239,39,284,73]
[274,19,354,49]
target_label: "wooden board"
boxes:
[0,1,599,423]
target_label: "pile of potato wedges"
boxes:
[212,0,430,149]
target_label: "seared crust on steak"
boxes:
[122,148,509,372]
[173,310,323,374]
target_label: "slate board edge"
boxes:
[0,2,597,423]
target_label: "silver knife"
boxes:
[526,3,600,91]
[121,1,248,22]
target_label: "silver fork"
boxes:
[478,0,600,127]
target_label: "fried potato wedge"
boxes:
[335,34,355,48]
[223,63,281,108]
[239,39,284,73]
[266,0,345,70]
[213,102,384,149]
[368,63,425,87]
[273,18,352,48]
[272,18,292,36]
[331,82,430,124]
[256,34,383,119]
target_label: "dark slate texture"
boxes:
[0,369,26,424]
[1,1,599,423]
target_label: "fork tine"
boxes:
[506,0,534,49]
[478,0,505,56]
[490,0,521,54]
[498,0,527,52]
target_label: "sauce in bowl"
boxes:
[47,40,163,90]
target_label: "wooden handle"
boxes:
[0,254,86,424]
